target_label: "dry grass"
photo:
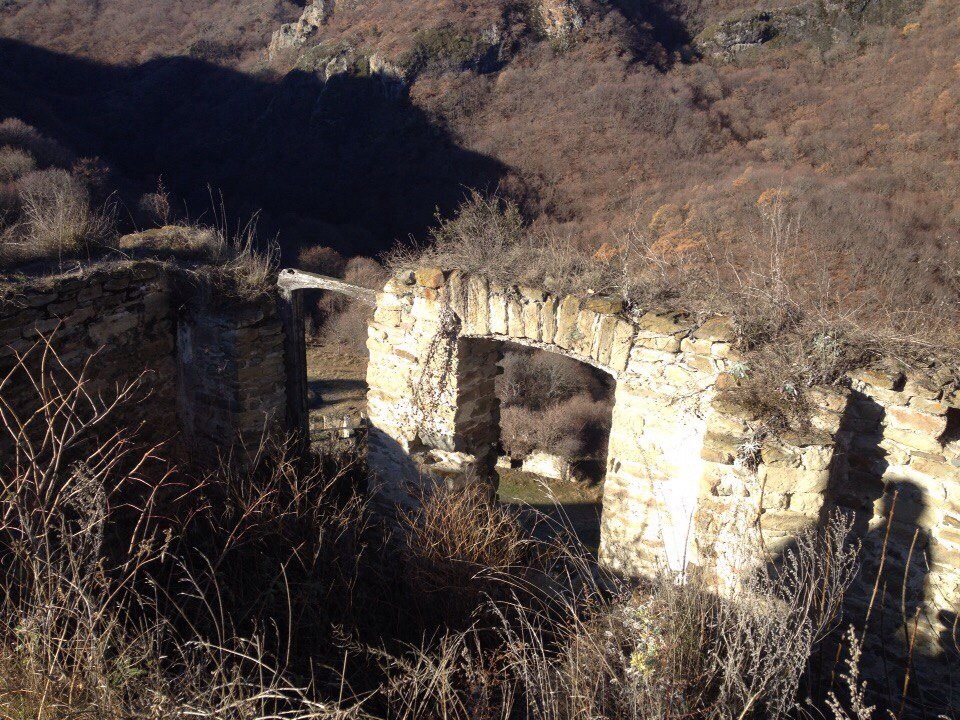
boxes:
[373,486,864,720]
[399,482,530,629]
[0,337,366,719]
[121,213,278,302]
[1,168,118,267]
[386,191,632,298]
[0,333,947,719]
[0,119,118,269]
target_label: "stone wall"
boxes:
[0,262,177,454]
[834,367,960,706]
[0,261,287,463]
[177,293,287,462]
[363,266,960,710]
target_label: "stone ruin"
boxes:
[3,260,958,708]
[0,261,287,464]
[278,265,960,708]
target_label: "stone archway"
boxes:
[363,268,738,575]
[277,265,847,579]
[279,265,960,704]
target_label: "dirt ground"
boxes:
[306,341,369,419]
[498,468,604,553]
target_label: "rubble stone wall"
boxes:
[833,368,960,703]
[0,262,178,454]
[364,267,960,705]
[1,262,286,462]
[177,293,287,462]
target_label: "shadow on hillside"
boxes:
[609,0,699,66]
[0,38,509,259]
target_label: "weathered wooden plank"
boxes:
[277,268,376,306]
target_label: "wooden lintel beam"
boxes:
[277,268,377,306]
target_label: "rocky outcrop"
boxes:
[268,1,332,60]
[695,0,923,60]
[537,0,585,40]
[369,53,407,99]
[694,6,811,60]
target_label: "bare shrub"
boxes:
[501,396,611,460]
[13,168,117,259]
[0,145,36,182]
[709,514,860,719]
[345,255,388,289]
[137,177,173,226]
[497,347,613,461]
[299,244,347,277]
[0,339,167,718]
[499,346,608,409]
[0,118,72,167]
[386,191,628,297]
[312,256,387,351]
[0,182,19,222]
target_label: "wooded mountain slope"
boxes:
[1,0,957,323]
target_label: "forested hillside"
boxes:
[1,0,957,329]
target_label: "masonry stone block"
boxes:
[541,296,558,343]
[581,296,624,314]
[606,319,633,371]
[594,314,618,365]
[693,316,736,342]
[883,427,944,454]
[554,295,580,349]
[446,270,467,316]
[522,300,542,341]
[488,285,508,335]
[466,275,490,335]
[573,309,597,356]
[761,465,831,493]
[680,336,713,355]
[885,405,948,436]
[507,295,525,337]
[414,267,446,288]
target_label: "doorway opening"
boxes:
[464,339,616,552]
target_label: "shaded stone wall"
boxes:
[834,367,960,706]
[1,262,287,463]
[0,262,177,454]
[177,293,287,462]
